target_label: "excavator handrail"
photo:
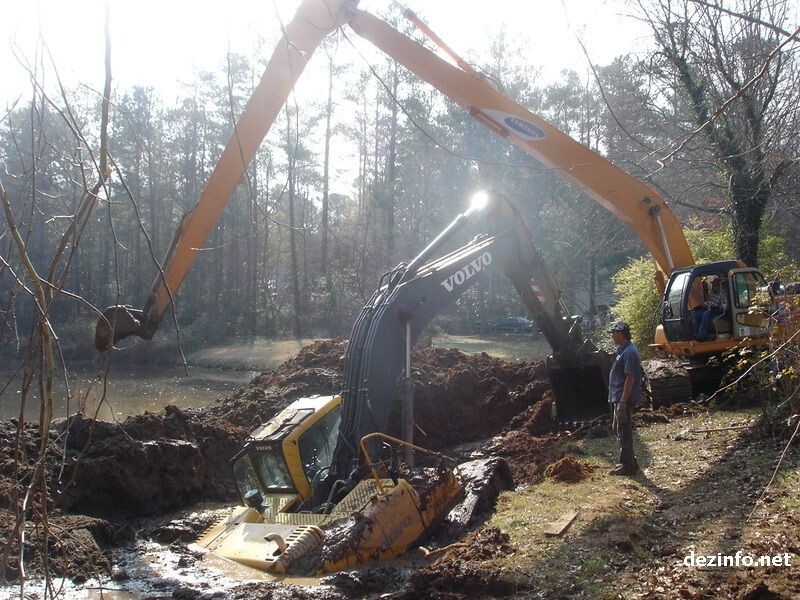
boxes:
[359,432,460,495]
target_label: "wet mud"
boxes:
[1,339,563,595]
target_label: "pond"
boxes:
[0,363,255,422]
[0,334,549,422]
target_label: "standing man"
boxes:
[608,322,642,476]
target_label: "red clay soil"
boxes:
[56,407,247,515]
[544,454,594,483]
[204,339,345,430]
[488,428,565,485]
[389,346,550,451]
[206,340,553,452]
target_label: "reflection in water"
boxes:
[0,364,255,422]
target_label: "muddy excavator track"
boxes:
[643,359,694,408]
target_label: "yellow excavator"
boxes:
[194,190,603,574]
[92,0,776,573]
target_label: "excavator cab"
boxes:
[228,395,342,508]
[654,261,772,355]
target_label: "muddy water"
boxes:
[0,504,331,600]
[0,363,255,422]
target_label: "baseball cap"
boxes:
[609,321,631,333]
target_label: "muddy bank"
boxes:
[402,527,519,599]
[205,339,552,446]
[1,339,553,585]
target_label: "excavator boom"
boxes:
[95,0,352,349]
[95,0,695,350]
[348,8,693,275]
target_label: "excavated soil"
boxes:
[402,527,519,599]
[544,454,594,483]
[1,339,557,586]
[397,348,549,450]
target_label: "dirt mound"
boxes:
[205,341,551,452]
[0,406,246,581]
[0,507,132,582]
[57,407,246,516]
[393,347,549,450]
[487,426,565,485]
[545,454,593,483]
[507,393,554,434]
[204,340,345,430]
[404,527,518,599]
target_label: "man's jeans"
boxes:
[692,307,723,340]
[612,402,636,469]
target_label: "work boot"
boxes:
[609,464,639,476]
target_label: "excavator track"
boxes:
[643,359,693,408]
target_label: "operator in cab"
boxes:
[608,322,642,476]
[692,276,728,341]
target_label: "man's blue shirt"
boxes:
[608,341,643,405]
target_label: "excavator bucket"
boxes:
[94,305,147,350]
[547,351,612,422]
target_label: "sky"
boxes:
[2,0,651,107]
[1,0,653,195]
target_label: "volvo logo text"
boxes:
[441,252,493,292]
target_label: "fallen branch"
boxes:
[689,424,753,433]
[418,542,469,559]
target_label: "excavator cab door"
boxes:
[661,270,693,341]
[727,268,772,340]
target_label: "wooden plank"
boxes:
[544,510,578,537]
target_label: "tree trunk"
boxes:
[321,53,334,277]
[286,108,302,338]
[385,64,399,266]
[730,174,769,268]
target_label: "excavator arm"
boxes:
[348,8,694,276]
[95,0,352,349]
[327,191,609,496]
[95,0,694,351]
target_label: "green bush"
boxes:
[611,224,799,351]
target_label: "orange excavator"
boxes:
[95,0,772,397]
[90,0,775,573]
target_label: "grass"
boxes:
[431,333,551,362]
[482,406,799,598]
[777,470,800,511]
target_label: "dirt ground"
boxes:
[1,340,798,599]
[487,408,800,599]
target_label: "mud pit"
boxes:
[1,339,566,596]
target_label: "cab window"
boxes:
[665,272,690,317]
[732,271,767,309]
[252,448,294,491]
[232,445,295,496]
[233,453,260,498]
[298,405,342,484]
